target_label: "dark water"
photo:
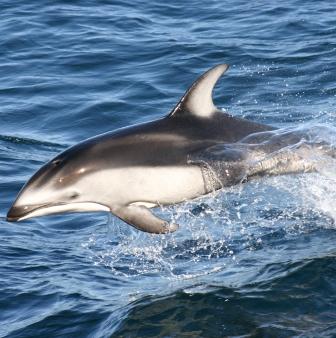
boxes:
[1,1,336,337]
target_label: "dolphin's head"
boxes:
[7,145,110,222]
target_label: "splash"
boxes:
[269,124,336,223]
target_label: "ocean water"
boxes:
[1,0,336,337]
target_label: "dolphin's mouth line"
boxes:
[7,202,61,222]
[7,202,111,222]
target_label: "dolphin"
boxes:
[6,64,330,233]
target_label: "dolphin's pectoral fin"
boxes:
[111,205,179,234]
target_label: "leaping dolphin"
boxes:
[6,64,330,233]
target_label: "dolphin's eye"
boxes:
[52,159,62,166]
[69,192,79,199]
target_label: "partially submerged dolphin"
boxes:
[7,64,331,233]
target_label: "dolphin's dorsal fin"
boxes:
[169,64,229,118]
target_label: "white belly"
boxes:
[88,166,207,206]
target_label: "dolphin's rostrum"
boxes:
[7,64,331,233]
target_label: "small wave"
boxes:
[112,255,336,338]
[0,134,67,149]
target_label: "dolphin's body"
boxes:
[7,64,328,233]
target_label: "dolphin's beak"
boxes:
[7,204,49,222]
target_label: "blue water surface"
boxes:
[1,1,336,337]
